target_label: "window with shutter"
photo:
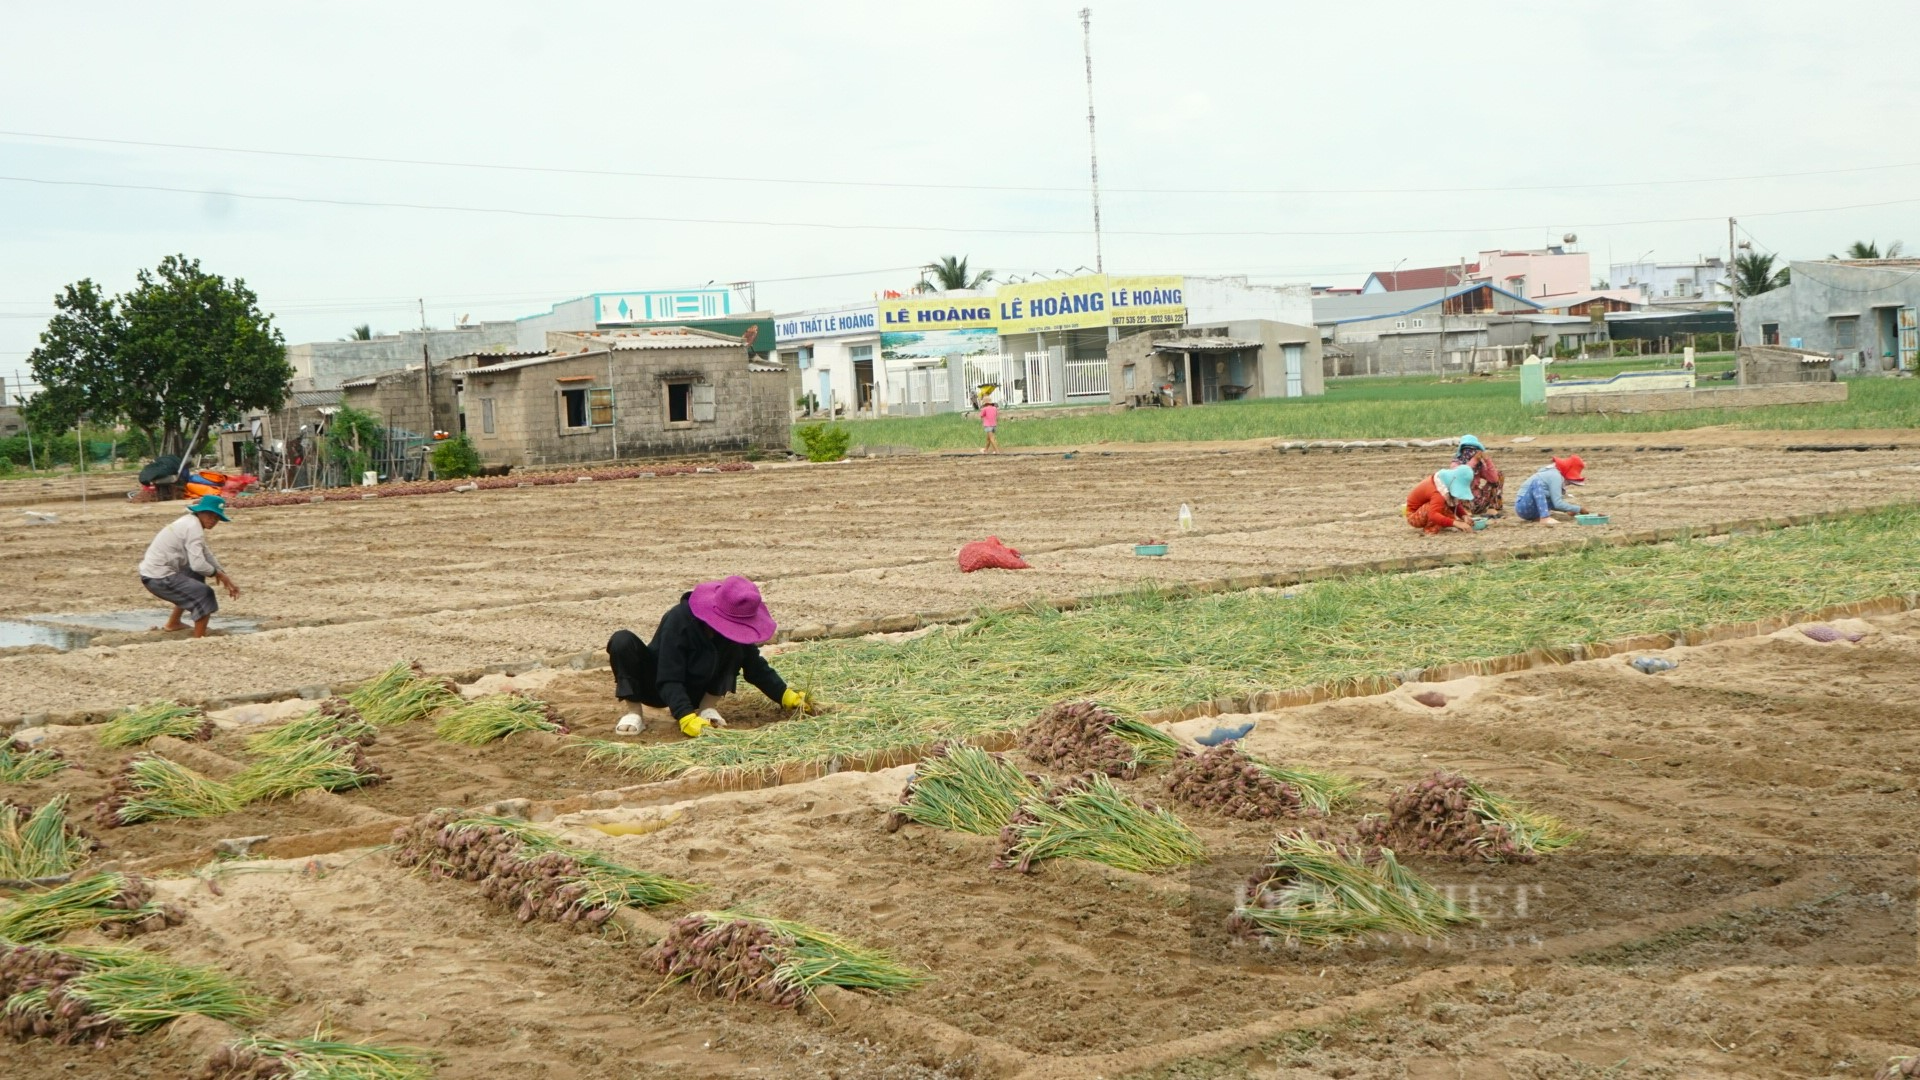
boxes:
[690,382,716,422]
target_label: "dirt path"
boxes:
[4,445,1917,717]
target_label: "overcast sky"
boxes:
[4,0,1917,383]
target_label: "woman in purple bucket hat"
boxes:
[605,576,817,738]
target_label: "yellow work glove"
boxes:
[780,688,812,713]
[678,713,709,738]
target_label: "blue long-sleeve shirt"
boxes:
[1515,466,1581,519]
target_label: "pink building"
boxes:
[1468,248,1589,300]
[1363,247,1594,300]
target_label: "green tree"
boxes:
[1830,240,1904,259]
[1732,252,1790,297]
[347,323,374,340]
[26,255,291,458]
[921,255,993,292]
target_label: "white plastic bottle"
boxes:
[1178,503,1194,532]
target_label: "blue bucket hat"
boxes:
[185,494,231,522]
[1457,434,1485,451]
[1436,465,1474,502]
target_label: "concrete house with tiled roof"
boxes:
[463,328,795,467]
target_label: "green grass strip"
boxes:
[580,506,1920,782]
[817,368,1920,450]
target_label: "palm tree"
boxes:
[1831,240,1905,259]
[346,324,374,341]
[1732,252,1790,297]
[922,255,993,292]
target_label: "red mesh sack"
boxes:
[957,536,1030,573]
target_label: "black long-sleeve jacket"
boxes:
[651,593,787,719]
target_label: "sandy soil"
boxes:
[15,609,1910,1078]
[5,444,1919,716]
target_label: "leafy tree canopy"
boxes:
[1732,251,1790,297]
[1831,240,1904,260]
[27,255,291,458]
[921,255,994,292]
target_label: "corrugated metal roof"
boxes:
[1314,283,1540,325]
[1364,266,1473,291]
[466,349,549,364]
[287,389,344,407]
[468,336,743,376]
[1313,287,1454,323]
[747,361,787,372]
[463,353,580,374]
[608,334,736,350]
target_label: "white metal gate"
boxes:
[1900,306,1917,371]
[1283,344,1304,397]
[1063,359,1109,398]
[1023,352,1053,405]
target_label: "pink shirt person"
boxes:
[980,403,998,430]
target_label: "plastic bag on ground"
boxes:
[957,536,1030,573]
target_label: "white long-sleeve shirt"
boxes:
[138,514,223,579]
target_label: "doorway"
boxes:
[851,346,875,412]
[1283,344,1304,397]
[1877,307,1901,368]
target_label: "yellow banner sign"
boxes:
[994,274,1111,335]
[1106,274,1186,328]
[880,276,1188,337]
[878,294,998,333]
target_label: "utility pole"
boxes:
[1079,7,1104,273]
[1728,217,1739,349]
[419,298,434,447]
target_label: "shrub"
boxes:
[795,422,850,463]
[430,434,482,479]
[326,405,382,480]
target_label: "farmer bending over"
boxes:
[1405,464,1476,534]
[1454,435,1504,517]
[605,576,815,738]
[1514,455,1586,525]
[139,495,241,638]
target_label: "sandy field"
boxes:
[11,605,1915,1078]
[3,440,1918,718]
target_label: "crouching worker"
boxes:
[1405,464,1476,534]
[1514,455,1586,525]
[139,495,242,638]
[1454,435,1505,517]
[605,575,815,738]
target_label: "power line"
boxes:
[9,127,1920,197]
[7,172,1920,239]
